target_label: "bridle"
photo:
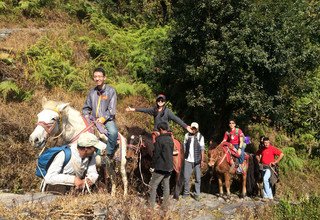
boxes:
[127,135,145,154]
[36,110,64,140]
[127,135,150,187]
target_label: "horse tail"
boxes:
[246,154,260,196]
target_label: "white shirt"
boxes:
[44,143,99,186]
[184,132,205,163]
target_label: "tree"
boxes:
[152,0,320,139]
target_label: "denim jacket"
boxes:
[82,84,117,121]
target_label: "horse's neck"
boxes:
[62,106,86,142]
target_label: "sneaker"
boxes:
[181,194,189,199]
[194,195,200,202]
[236,165,243,174]
[173,149,179,156]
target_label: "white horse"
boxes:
[29,98,128,196]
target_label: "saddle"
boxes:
[83,116,121,162]
[221,142,249,174]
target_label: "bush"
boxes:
[275,195,320,219]
[0,81,32,102]
[281,147,304,175]
[26,37,87,91]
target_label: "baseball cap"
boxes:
[77,132,105,150]
[156,94,166,101]
[191,122,199,130]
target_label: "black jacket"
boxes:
[136,106,187,131]
[153,133,174,172]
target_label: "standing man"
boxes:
[183,122,205,201]
[148,122,174,210]
[256,137,284,200]
[82,67,118,159]
[44,132,105,194]
[221,119,245,172]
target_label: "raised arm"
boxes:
[167,109,192,132]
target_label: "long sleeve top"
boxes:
[82,84,117,121]
[44,144,99,186]
[153,133,174,172]
[135,106,188,131]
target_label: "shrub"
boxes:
[0,81,32,102]
[281,147,304,175]
[275,195,320,219]
[26,36,87,91]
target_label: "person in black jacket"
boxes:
[148,121,174,209]
[126,94,192,143]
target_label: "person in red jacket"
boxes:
[221,119,246,173]
[256,137,284,199]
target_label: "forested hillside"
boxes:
[0,0,319,219]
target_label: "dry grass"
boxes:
[0,193,176,219]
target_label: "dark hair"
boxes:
[229,118,236,124]
[93,67,106,76]
[157,121,169,131]
[263,137,269,141]
[260,136,266,143]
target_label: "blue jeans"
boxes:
[234,144,245,164]
[105,120,118,156]
[183,160,201,196]
[263,168,273,199]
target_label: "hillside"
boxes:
[0,0,320,219]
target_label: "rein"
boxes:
[69,116,95,143]
[127,135,150,187]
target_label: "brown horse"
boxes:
[208,142,258,198]
[126,131,184,199]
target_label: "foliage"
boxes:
[151,0,320,138]
[80,13,169,80]
[0,80,32,101]
[291,68,320,156]
[25,36,87,91]
[280,147,304,175]
[110,80,153,100]
[275,195,320,219]
[0,0,6,11]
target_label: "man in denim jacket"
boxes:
[82,67,118,158]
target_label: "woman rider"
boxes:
[126,94,193,154]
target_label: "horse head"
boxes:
[207,143,230,168]
[29,97,69,148]
[126,134,154,160]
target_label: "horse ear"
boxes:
[56,102,70,112]
[42,97,48,107]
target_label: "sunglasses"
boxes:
[157,99,165,103]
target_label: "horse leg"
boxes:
[224,172,231,197]
[119,134,128,196]
[241,173,247,198]
[106,158,117,196]
[218,175,223,196]
[173,171,183,199]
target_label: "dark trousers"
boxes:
[148,171,171,208]
[45,184,73,195]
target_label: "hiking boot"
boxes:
[236,164,243,174]
[181,194,190,199]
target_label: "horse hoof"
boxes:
[240,194,246,198]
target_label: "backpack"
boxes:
[36,145,71,178]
